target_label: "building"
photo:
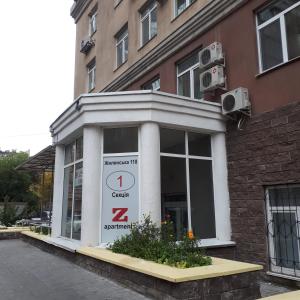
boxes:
[50,0,300,282]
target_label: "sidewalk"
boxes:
[0,239,148,300]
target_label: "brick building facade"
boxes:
[49,0,300,282]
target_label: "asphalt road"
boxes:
[0,239,149,300]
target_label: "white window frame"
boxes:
[160,129,214,240]
[266,185,300,278]
[62,138,83,241]
[256,1,300,73]
[140,1,157,46]
[174,0,195,17]
[116,28,128,67]
[88,62,96,92]
[177,61,200,99]
[89,11,97,37]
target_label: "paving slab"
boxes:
[0,239,149,300]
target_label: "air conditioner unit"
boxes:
[200,65,225,92]
[199,42,223,71]
[221,87,250,115]
[80,39,94,54]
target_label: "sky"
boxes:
[0,0,75,156]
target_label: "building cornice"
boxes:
[50,91,225,144]
[71,0,92,23]
[102,0,248,92]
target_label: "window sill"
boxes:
[113,60,128,72]
[256,55,300,78]
[197,238,236,249]
[266,271,300,282]
[138,34,157,52]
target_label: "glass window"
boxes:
[257,1,300,72]
[160,128,185,155]
[285,5,300,60]
[189,159,215,239]
[116,27,128,67]
[89,11,97,36]
[87,59,96,92]
[161,156,188,240]
[266,185,300,277]
[61,137,83,240]
[142,77,160,91]
[175,0,196,16]
[61,166,74,239]
[104,127,138,154]
[64,143,75,165]
[177,52,202,100]
[188,132,211,157]
[141,1,157,46]
[160,129,215,240]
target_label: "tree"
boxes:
[0,151,39,224]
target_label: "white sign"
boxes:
[101,155,139,243]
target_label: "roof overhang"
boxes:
[16,146,55,172]
[50,91,226,145]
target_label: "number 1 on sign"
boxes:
[117,175,122,188]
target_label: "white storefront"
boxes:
[50,91,233,249]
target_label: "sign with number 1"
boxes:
[101,155,139,243]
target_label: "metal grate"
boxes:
[265,184,300,278]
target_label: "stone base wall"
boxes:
[21,234,261,300]
[226,101,300,267]
[0,231,22,240]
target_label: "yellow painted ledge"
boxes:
[21,230,49,241]
[260,290,300,300]
[0,227,30,233]
[77,247,263,283]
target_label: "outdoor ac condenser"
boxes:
[200,65,225,92]
[199,42,223,71]
[221,87,250,115]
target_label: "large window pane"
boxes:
[260,20,283,70]
[176,0,187,15]
[117,42,123,66]
[161,156,188,240]
[72,162,83,240]
[273,212,300,269]
[76,137,83,160]
[285,5,300,60]
[150,8,157,37]
[160,128,185,154]
[178,72,191,97]
[193,67,201,100]
[189,159,216,239]
[269,186,300,207]
[61,166,74,238]
[188,132,211,157]
[142,16,150,45]
[64,143,75,165]
[104,127,138,153]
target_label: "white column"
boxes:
[140,122,161,225]
[51,145,65,238]
[81,126,102,247]
[211,132,231,241]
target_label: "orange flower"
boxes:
[188,230,194,239]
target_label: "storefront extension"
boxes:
[50,90,233,250]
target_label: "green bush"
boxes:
[109,216,212,268]
[0,197,18,226]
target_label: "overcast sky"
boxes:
[0,0,75,155]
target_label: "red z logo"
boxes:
[112,208,128,222]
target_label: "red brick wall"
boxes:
[226,101,300,267]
